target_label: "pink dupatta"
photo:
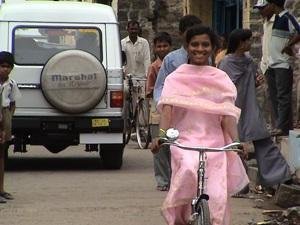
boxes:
[157,64,240,120]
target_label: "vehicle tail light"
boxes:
[110,91,123,108]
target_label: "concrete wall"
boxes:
[118,0,185,51]
[184,0,213,26]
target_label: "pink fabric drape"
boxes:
[157,64,249,225]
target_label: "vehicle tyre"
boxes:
[100,144,124,169]
[194,199,211,225]
[40,49,107,114]
[136,99,150,149]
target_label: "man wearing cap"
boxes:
[254,0,276,130]
[265,0,300,136]
[254,0,275,77]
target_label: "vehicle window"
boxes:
[13,27,102,65]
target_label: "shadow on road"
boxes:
[5,156,104,171]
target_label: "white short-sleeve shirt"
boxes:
[121,36,151,77]
[0,78,21,107]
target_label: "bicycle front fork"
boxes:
[191,155,208,216]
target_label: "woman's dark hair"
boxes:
[153,32,172,46]
[226,29,252,54]
[0,51,14,68]
[185,25,218,49]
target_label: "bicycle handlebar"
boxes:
[161,140,242,152]
[159,128,243,153]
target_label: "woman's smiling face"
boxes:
[187,34,212,66]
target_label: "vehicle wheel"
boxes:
[195,199,211,225]
[136,99,150,149]
[40,50,107,113]
[100,144,124,169]
[124,99,133,144]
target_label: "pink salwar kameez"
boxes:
[157,64,249,225]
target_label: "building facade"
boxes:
[116,0,300,126]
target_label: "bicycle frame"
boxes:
[194,151,207,203]
[125,74,150,149]
[126,74,147,118]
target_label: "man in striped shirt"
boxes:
[266,0,300,136]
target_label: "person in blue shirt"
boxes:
[153,15,202,103]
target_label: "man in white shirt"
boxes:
[254,0,276,129]
[121,20,151,77]
[254,0,275,75]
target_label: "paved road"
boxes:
[0,142,266,225]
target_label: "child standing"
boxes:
[146,32,172,191]
[0,51,21,203]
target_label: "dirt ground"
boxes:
[0,143,276,225]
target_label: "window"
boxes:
[13,27,102,65]
[213,0,242,35]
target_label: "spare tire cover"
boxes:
[41,50,106,114]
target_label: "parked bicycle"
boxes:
[124,74,151,149]
[160,128,242,225]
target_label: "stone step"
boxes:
[274,184,300,208]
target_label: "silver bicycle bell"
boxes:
[166,128,179,141]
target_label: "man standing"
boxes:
[121,20,151,77]
[265,0,300,135]
[254,0,275,78]
[254,0,276,128]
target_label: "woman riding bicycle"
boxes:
[151,25,249,225]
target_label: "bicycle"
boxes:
[124,74,151,149]
[160,128,242,225]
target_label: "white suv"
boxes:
[0,1,125,169]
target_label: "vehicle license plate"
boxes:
[92,118,109,127]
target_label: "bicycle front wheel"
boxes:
[194,199,211,225]
[136,98,150,149]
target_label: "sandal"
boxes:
[156,186,169,191]
[0,192,14,200]
[253,185,264,194]
[232,185,250,198]
[0,196,6,203]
